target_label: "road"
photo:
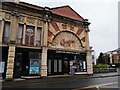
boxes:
[1,75,120,90]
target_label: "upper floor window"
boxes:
[25,25,35,46]
[36,27,41,46]
[17,24,24,44]
[3,21,10,43]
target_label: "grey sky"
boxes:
[20,0,118,57]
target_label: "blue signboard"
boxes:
[29,67,39,74]
[0,62,5,73]
[29,59,39,74]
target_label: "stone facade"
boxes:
[1,1,93,79]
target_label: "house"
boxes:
[105,48,120,67]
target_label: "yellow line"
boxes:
[72,82,119,90]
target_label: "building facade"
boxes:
[106,48,120,66]
[0,1,93,79]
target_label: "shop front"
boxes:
[1,46,9,79]
[47,50,87,75]
[47,29,88,75]
[13,47,41,78]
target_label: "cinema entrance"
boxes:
[47,50,87,75]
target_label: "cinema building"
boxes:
[0,1,93,79]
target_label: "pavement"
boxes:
[91,72,120,78]
[0,72,120,82]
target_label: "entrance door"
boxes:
[63,54,70,74]
[48,51,72,75]
[63,60,70,74]
[13,53,22,78]
[48,59,63,75]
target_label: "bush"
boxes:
[93,64,109,68]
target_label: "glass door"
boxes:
[58,60,62,73]
[63,60,69,74]
[13,53,22,78]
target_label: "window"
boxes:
[29,52,40,75]
[25,26,35,46]
[17,24,24,44]
[36,27,41,46]
[3,22,10,43]
[69,53,87,73]
[75,60,87,72]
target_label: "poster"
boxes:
[0,62,5,73]
[29,59,39,74]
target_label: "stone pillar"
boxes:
[5,45,16,80]
[86,32,93,74]
[40,7,50,77]
[41,47,48,77]
[10,12,19,43]
[34,19,37,46]
[86,51,93,74]
[22,23,26,45]
[84,19,93,75]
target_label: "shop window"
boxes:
[75,60,87,72]
[17,24,24,44]
[25,26,35,46]
[70,54,87,73]
[36,27,41,46]
[29,52,40,75]
[3,21,10,43]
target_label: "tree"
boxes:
[97,52,104,64]
[97,52,110,64]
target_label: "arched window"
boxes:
[25,26,35,46]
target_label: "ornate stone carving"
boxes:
[5,13,11,21]
[26,17,35,25]
[52,31,83,49]
[70,26,74,31]
[37,20,42,26]
[18,16,25,23]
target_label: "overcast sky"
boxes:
[20,0,119,57]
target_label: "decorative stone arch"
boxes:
[51,31,84,50]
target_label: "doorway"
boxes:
[48,53,63,75]
[47,50,71,75]
[13,52,29,78]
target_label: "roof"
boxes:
[9,1,85,21]
[106,48,120,53]
[113,48,120,52]
[51,5,84,21]
[19,1,43,11]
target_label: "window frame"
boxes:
[17,24,24,44]
[2,21,10,43]
[36,27,42,47]
[25,25,35,46]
